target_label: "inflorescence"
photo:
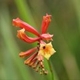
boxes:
[13,14,56,75]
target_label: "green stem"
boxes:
[48,60,54,80]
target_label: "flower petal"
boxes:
[41,14,51,34]
[19,47,37,57]
[38,42,56,60]
[41,33,53,41]
[17,29,40,43]
[13,18,40,36]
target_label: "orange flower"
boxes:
[13,14,53,42]
[38,42,56,60]
[13,14,56,74]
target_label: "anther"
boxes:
[43,46,46,49]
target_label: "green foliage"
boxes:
[0,0,80,80]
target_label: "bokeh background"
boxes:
[0,0,80,80]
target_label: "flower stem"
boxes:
[47,60,54,80]
[43,58,54,80]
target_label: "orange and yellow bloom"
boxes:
[38,42,56,60]
[13,14,56,74]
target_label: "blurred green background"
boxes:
[0,0,80,80]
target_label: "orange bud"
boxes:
[19,47,37,57]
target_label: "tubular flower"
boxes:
[17,28,40,43]
[13,14,56,74]
[13,18,40,37]
[41,14,51,34]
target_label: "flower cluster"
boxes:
[13,14,56,74]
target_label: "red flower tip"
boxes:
[43,14,51,22]
[41,14,51,34]
[13,18,21,27]
[41,33,53,41]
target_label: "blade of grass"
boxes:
[44,59,54,80]
[14,0,36,26]
[71,0,80,23]
[54,25,80,80]
[0,4,33,80]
